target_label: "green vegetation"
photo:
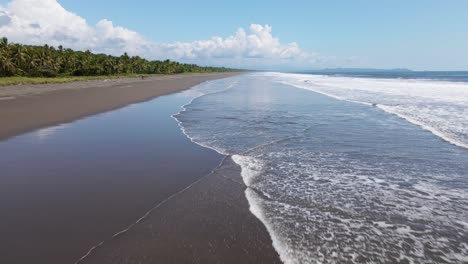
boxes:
[0,74,174,86]
[0,37,234,84]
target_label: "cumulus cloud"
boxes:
[0,0,322,68]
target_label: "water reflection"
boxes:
[34,124,68,141]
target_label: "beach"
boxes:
[0,73,239,141]
[2,0,466,262]
[0,74,280,264]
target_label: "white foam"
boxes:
[261,72,468,150]
[245,188,298,264]
[377,104,468,149]
[232,155,265,187]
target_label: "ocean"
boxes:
[303,70,468,83]
[174,72,468,263]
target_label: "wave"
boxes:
[376,104,468,149]
[264,72,468,150]
[233,154,299,264]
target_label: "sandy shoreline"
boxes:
[0,73,281,264]
[0,73,240,141]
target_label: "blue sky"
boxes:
[0,0,467,70]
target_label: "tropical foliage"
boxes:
[0,38,233,77]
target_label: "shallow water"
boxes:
[175,73,468,263]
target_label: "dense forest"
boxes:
[0,37,233,77]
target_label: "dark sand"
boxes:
[81,157,281,264]
[0,74,280,264]
[0,73,239,141]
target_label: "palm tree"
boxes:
[62,49,76,73]
[0,49,16,76]
[11,44,29,72]
[0,37,8,48]
[103,56,116,75]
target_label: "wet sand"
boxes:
[0,74,280,264]
[0,73,239,141]
[81,157,281,264]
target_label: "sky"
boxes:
[0,0,467,70]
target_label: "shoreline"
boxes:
[74,75,281,263]
[81,155,281,264]
[0,72,241,141]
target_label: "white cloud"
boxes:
[0,0,323,68]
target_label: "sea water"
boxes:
[174,73,468,263]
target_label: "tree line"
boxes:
[0,37,234,77]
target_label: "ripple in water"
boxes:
[174,74,468,263]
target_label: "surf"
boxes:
[266,72,468,150]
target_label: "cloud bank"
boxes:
[0,0,322,68]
